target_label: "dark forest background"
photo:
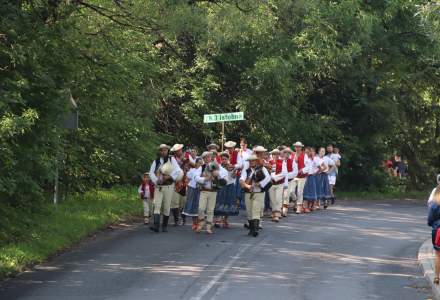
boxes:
[1,0,440,208]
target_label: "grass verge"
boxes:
[0,186,141,281]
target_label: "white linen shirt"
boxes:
[186,167,200,189]
[236,149,253,169]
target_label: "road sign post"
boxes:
[203,112,245,151]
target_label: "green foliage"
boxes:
[1,0,439,210]
[0,1,161,204]
[138,0,439,190]
[0,186,141,279]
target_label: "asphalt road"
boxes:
[0,199,432,300]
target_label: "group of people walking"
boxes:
[138,138,342,237]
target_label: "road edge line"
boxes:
[418,238,440,300]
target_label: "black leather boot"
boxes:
[248,220,254,236]
[172,208,179,226]
[181,213,186,226]
[244,220,251,229]
[253,219,259,237]
[150,214,160,233]
[162,215,169,232]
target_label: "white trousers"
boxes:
[198,191,217,224]
[142,199,154,217]
[153,184,175,216]
[291,178,306,205]
[245,192,264,220]
[171,192,186,209]
[269,184,283,213]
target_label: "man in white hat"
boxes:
[269,148,296,220]
[281,147,298,217]
[224,140,239,174]
[240,154,271,237]
[235,138,253,209]
[224,141,238,166]
[170,144,186,226]
[253,146,270,224]
[195,151,228,234]
[268,149,283,222]
[291,141,309,214]
[149,144,183,233]
[326,144,341,204]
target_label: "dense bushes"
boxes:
[1,0,439,211]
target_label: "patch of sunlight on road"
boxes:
[276,249,416,267]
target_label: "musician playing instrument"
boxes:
[254,146,270,225]
[240,153,272,237]
[235,138,252,209]
[170,144,186,226]
[195,151,228,234]
[268,148,285,222]
[291,141,309,214]
[149,144,183,233]
[280,147,298,217]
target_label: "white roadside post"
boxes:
[55,92,78,205]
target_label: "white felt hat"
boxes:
[170,144,184,152]
[158,144,170,150]
[253,146,267,152]
[201,151,213,158]
[224,141,237,148]
[246,154,258,161]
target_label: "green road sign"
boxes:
[203,112,244,123]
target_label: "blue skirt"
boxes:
[303,175,318,201]
[235,176,246,209]
[316,173,332,200]
[183,186,200,216]
[215,183,239,216]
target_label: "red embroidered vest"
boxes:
[296,152,307,178]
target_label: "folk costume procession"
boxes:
[140,139,342,237]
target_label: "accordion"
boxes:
[254,167,266,182]
[244,166,272,192]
